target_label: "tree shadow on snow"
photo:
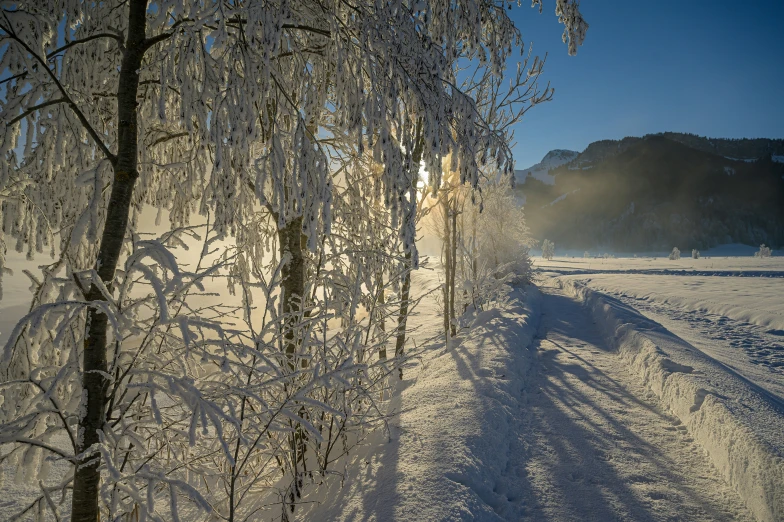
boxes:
[515,290,741,521]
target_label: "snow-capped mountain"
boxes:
[514,149,579,185]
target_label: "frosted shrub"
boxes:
[692,249,700,259]
[542,239,555,260]
[430,168,535,323]
[755,244,772,258]
[669,247,681,260]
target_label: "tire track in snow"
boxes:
[516,285,753,521]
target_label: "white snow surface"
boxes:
[3,251,781,521]
[534,252,784,401]
[302,271,543,521]
[303,269,761,521]
[515,149,578,185]
[536,245,780,269]
[522,282,755,521]
[557,277,784,522]
[559,273,784,396]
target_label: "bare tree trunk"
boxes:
[394,250,411,363]
[471,205,478,280]
[394,121,424,370]
[278,214,309,503]
[377,268,387,360]
[377,273,385,332]
[449,196,458,337]
[459,207,466,282]
[279,216,305,368]
[72,1,147,520]
[442,193,451,338]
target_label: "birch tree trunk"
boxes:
[394,121,424,369]
[442,194,451,338]
[449,197,458,337]
[72,1,147,520]
[279,216,306,368]
[471,205,478,280]
[377,268,387,360]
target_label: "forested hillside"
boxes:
[517,134,784,251]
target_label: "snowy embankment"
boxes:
[304,285,541,521]
[566,273,784,333]
[557,278,784,522]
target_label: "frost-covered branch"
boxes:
[0,13,117,163]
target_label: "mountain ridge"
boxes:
[516,134,784,251]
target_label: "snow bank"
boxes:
[558,278,784,522]
[304,285,541,521]
[573,274,784,332]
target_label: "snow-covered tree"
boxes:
[669,247,681,260]
[692,248,700,259]
[473,174,534,274]
[0,0,587,520]
[584,251,590,258]
[542,239,555,260]
[755,244,772,258]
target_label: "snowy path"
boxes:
[517,284,754,521]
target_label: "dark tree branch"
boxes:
[0,70,27,86]
[46,32,123,59]
[11,438,75,461]
[141,17,192,51]
[149,131,188,147]
[7,98,66,126]
[282,23,331,38]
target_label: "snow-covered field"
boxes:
[2,248,783,520]
[539,250,784,404]
[561,273,784,401]
[554,276,783,522]
[535,244,782,274]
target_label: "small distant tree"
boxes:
[669,247,681,260]
[755,244,772,258]
[542,239,555,260]
[692,249,700,259]
[584,251,590,258]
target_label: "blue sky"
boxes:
[508,0,784,169]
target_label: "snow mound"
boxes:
[515,149,578,185]
[558,278,784,522]
[306,286,541,521]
